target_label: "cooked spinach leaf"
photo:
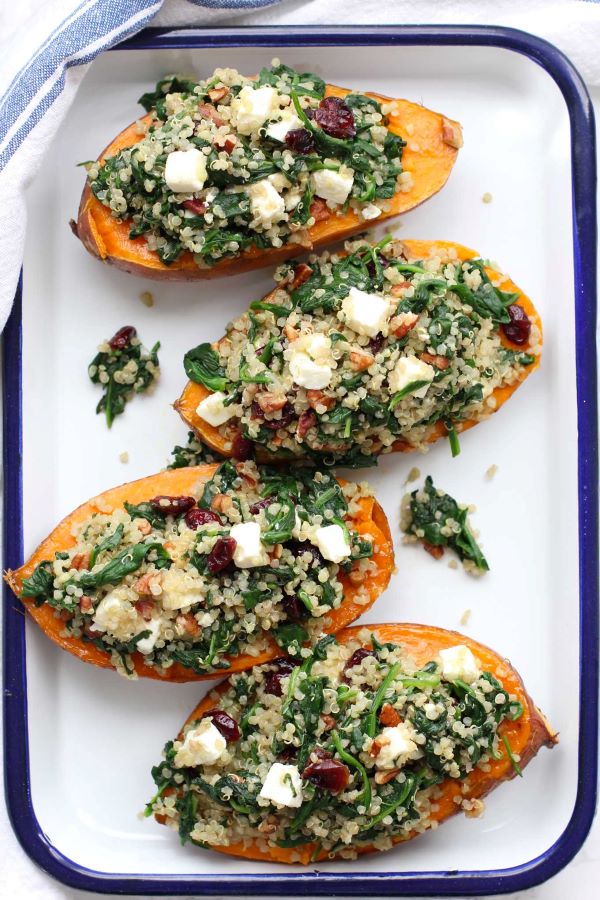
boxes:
[88,329,159,428]
[90,524,124,568]
[184,343,229,392]
[404,476,489,571]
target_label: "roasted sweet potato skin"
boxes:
[175,240,542,459]
[4,467,394,681]
[162,623,556,864]
[74,86,461,280]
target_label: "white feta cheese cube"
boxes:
[360,203,382,221]
[341,287,391,337]
[266,113,303,142]
[230,521,269,568]
[259,763,304,808]
[247,179,286,230]
[161,569,205,611]
[289,351,332,390]
[232,85,279,135]
[196,391,236,427]
[375,722,418,769]
[388,355,435,399]
[164,149,207,194]
[136,617,161,655]
[311,168,354,206]
[300,332,332,365]
[314,523,351,563]
[174,719,226,768]
[90,591,139,641]
[439,645,480,683]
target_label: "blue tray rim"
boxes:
[2,23,598,897]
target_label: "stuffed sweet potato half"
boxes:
[74,62,461,280]
[176,238,542,466]
[5,462,393,681]
[148,623,556,862]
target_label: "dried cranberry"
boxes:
[134,599,155,621]
[282,595,305,622]
[309,198,330,222]
[182,199,206,216]
[278,745,297,761]
[303,757,350,793]
[287,540,326,568]
[250,496,272,514]
[231,433,254,461]
[502,304,531,345]
[297,410,316,439]
[366,252,388,279]
[205,708,240,742]
[342,648,373,682]
[184,507,221,530]
[255,402,295,431]
[368,334,385,355]
[264,658,298,696]
[310,746,332,762]
[108,326,136,350]
[149,495,196,517]
[285,128,316,154]
[206,536,237,574]
[314,97,356,139]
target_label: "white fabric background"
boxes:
[1,1,598,897]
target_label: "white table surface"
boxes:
[0,60,597,900]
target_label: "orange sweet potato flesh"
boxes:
[164,623,556,864]
[4,467,394,681]
[175,240,542,459]
[74,85,460,280]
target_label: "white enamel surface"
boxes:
[21,44,577,878]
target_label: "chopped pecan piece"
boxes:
[424,542,444,560]
[306,389,335,411]
[71,552,91,571]
[289,263,313,290]
[211,493,234,515]
[208,86,229,103]
[349,348,375,371]
[133,573,154,596]
[374,768,402,785]
[369,735,391,758]
[379,703,401,727]
[320,714,336,731]
[442,117,464,149]
[309,198,330,222]
[389,312,419,339]
[256,391,288,414]
[213,134,237,154]
[390,282,412,297]
[421,352,450,370]
[198,103,225,126]
[176,613,200,636]
[136,519,152,535]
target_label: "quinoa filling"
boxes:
[86,62,407,267]
[148,631,524,858]
[21,463,377,677]
[185,238,540,466]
